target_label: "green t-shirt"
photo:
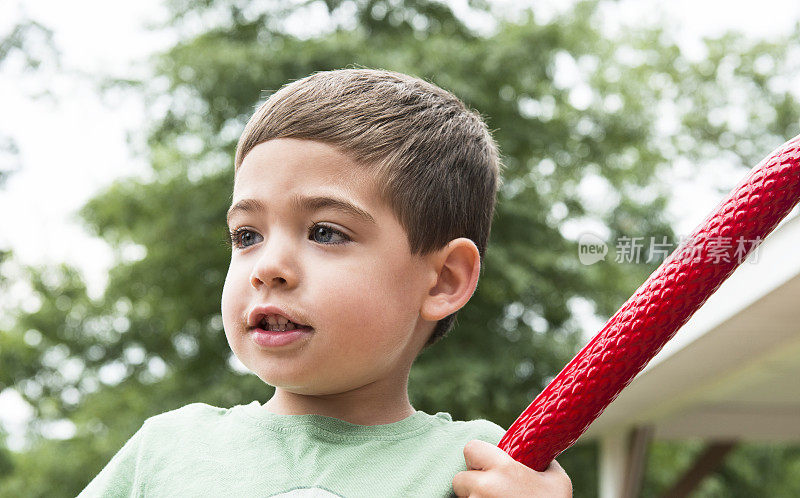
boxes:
[78,401,506,497]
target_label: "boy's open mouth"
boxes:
[255,317,313,332]
[250,315,313,348]
[247,306,314,336]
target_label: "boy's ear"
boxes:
[420,238,481,322]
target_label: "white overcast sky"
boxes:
[2,0,800,449]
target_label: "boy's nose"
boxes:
[249,231,298,290]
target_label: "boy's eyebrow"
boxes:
[226,194,376,226]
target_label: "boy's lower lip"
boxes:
[250,327,314,348]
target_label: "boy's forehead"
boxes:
[227,190,378,227]
[232,139,385,209]
[231,172,381,213]
[236,139,377,188]
[230,180,385,229]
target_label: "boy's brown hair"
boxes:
[235,68,503,348]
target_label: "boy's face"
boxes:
[221,138,436,397]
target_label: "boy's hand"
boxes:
[452,439,572,498]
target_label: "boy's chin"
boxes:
[259,377,355,398]
[254,372,322,394]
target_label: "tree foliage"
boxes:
[1,1,799,495]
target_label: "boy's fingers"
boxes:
[546,458,565,473]
[545,458,570,480]
[544,459,573,496]
[452,470,485,497]
[463,439,508,471]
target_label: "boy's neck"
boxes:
[262,380,417,426]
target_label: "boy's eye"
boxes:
[308,223,350,245]
[228,223,350,250]
[229,227,261,249]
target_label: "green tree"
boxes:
[2,1,799,495]
[0,16,59,490]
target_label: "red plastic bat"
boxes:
[499,134,800,471]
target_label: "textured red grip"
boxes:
[498,135,800,471]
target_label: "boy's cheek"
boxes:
[219,278,241,335]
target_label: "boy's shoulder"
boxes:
[137,401,244,438]
[143,401,230,424]
[147,401,229,418]
[138,402,507,446]
[427,411,507,446]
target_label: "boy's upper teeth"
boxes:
[263,314,292,326]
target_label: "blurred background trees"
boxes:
[1,0,799,495]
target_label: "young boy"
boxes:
[80,69,571,497]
